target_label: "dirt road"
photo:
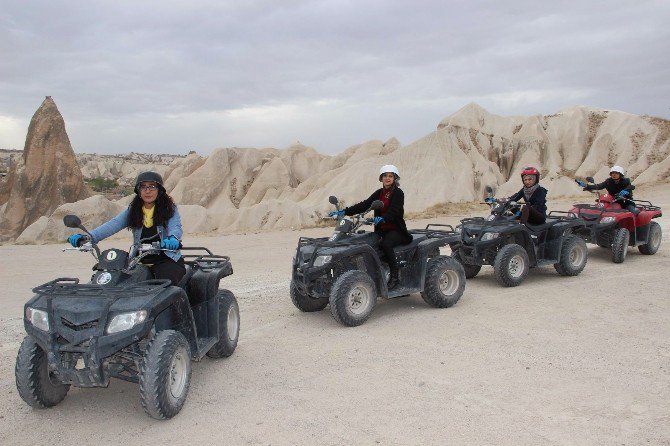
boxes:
[1,191,669,445]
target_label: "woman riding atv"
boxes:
[328,164,412,290]
[578,165,638,214]
[507,166,548,225]
[68,171,186,285]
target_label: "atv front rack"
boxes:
[32,278,172,297]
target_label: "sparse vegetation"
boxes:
[86,176,118,192]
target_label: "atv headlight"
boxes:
[313,255,332,267]
[26,307,49,331]
[599,216,616,224]
[481,232,499,241]
[106,310,147,334]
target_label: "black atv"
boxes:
[15,215,240,420]
[451,187,589,287]
[291,196,466,327]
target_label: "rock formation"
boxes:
[0,97,89,241]
[12,101,670,243]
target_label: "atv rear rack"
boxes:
[32,278,172,297]
[410,224,459,238]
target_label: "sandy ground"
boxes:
[1,186,669,445]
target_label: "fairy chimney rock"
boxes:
[0,97,89,241]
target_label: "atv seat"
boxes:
[393,234,428,255]
[524,218,560,233]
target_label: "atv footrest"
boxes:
[387,287,420,299]
[195,336,217,360]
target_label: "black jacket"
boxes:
[509,186,548,216]
[345,187,412,242]
[585,177,635,205]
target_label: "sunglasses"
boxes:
[139,184,159,191]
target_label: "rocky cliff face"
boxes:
[13,102,670,242]
[0,97,89,241]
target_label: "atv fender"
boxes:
[153,287,198,355]
[333,245,386,297]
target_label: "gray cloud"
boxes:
[1,0,668,154]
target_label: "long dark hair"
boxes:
[127,190,176,229]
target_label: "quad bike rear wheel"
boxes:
[611,227,630,263]
[451,249,482,279]
[140,330,192,419]
[421,256,466,308]
[638,221,662,255]
[290,280,328,312]
[329,270,376,327]
[15,336,70,408]
[554,235,588,276]
[494,244,529,287]
[206,290,240,358]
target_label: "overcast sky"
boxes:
[1,0,669,155]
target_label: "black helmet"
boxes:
[134,171,165,194]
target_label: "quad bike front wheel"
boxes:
[329,270,377,327]
[451,249,482,279]
[611,227,630,263]
[140,330,192,420]
[207,290,240,358]
[421,256,466,308]
[638,221,662,255]
[15,336,70,408]
[290,280,328,312]
[554,235,588,276]
[494,244,529,287]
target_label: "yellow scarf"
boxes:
[142,206,155,228]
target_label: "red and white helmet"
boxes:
[520,166,540,183]
[379,164,400,181]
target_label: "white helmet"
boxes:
[610,165,625,175]
[379,164,400,181]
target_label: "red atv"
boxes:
[570,177,663,263]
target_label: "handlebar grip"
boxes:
[76,235,91,247]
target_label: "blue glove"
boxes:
[328,210,345,218]
[372,216,384,225]
[68,234,84,247]
[618,190,629,197]
[575,179,586,187]
[484,197,496,204]
[160,235,180,250]
[514,210,522,217]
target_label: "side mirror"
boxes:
[370,200,384,211]
[586,176,595,183]
[63,215,82,229]
[328,196,338,205]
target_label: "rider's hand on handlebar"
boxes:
[372,216,384,226]
[67,234,88,247]
[484,197,496,204]
[160,235,180,250]
[328,210,345,218]
[575,179,586,188]
[618,189,630,197]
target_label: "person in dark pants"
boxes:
[330,165,412,289]
[507,166,548,225]
[580,165,638,214]
[68,171,186,285]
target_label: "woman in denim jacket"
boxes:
[68,171,185,285]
